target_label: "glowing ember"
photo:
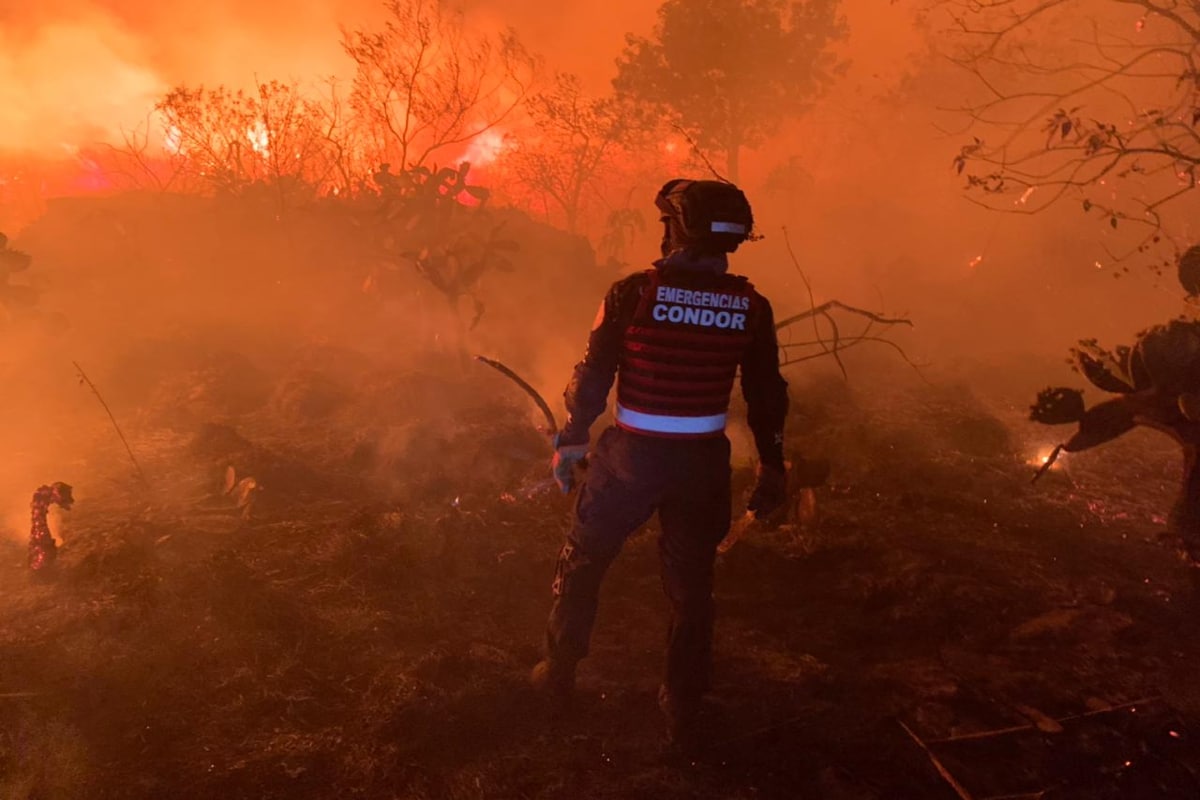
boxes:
[1029,447,1063,469]
[968,255,984,268]
[1016,186,1036,205]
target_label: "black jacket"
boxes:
[558,252,788,470]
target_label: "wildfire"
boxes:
[164,124,183,155]
[247,120,270,157]
[462,129,506,167]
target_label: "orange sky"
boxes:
[0,0,921,152]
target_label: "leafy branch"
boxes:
[942,0,1200,269]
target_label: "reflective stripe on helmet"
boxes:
[711,221,746,233]
[615,404,727,435]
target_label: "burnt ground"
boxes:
[2,359,1200,800]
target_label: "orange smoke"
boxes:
[0,12,163,151]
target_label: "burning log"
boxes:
[28,482,74,571]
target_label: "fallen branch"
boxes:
[900,719,977,800]
[773,231,920,377]
[927,696,1160,745]
[776,300,913,331]
[73,361,148,486]
[782,334,931,383]
[781,227,842,376]
[919,697,1165,800]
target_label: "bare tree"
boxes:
[341,0,537,173]
[501,73,650,233]
[943,0,1200,268]
[614,0,847,182]
[99,113,193,193]
[253,79,340,201]
[311,77,370,196]
[156,84,265,193]
[152,80,352,203]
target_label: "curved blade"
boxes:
[474,355,559,437]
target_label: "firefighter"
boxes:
[531,179,792,747]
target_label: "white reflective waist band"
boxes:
[615,404,727,435]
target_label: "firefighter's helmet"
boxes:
[655,179,754,255]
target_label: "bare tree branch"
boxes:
[341,0,537,173]
[942,0,1200,263]
[773,226,920,377]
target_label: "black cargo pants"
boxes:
[545,425,732,706]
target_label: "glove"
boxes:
[747,464,788,521]
[552,434,589,494]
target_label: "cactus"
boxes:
[1032,248,1200,564]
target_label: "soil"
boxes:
[2,356,1199,800]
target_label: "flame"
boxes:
[968,254,984,268]
[462,129,506,167]
[247,120,270,157]
[1029,447,1063,469]
[164,125,184,155]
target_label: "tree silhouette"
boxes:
[153,80,339,200]
[502,73,651,233]
[613,0,847,182]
